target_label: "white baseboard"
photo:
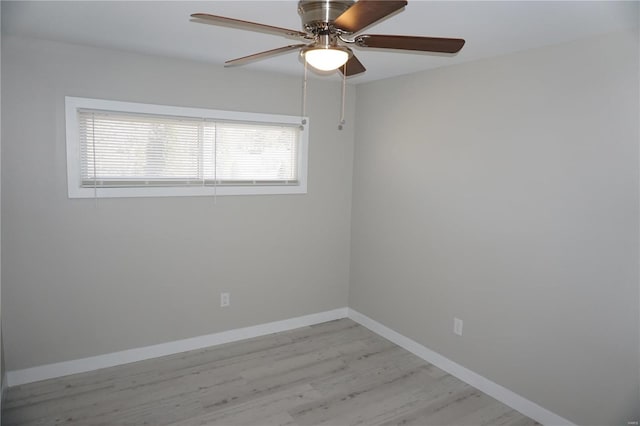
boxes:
[347,308,575,426]
[1,369,5,419]
[6,307,348,387]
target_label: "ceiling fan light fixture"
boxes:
[303,46,350,71]
[192,0,464,77]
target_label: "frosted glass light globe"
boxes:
[304,48,350,71]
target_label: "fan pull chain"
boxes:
[338,62,347,131]
[300,59,308,129]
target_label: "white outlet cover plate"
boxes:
[454,317,463,336]
[220,293,230,307]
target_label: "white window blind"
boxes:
[65,97,309,198]
[79,110,299,187]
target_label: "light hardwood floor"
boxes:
[3,319,539,426]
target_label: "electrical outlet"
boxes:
[220,292,230,307]
[454,317,463,336]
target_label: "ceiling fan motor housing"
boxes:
[298,0,355,33]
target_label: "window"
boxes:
[65,97,309,198]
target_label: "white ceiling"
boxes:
[2,1,638,84]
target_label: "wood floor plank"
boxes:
[2,319,539,426]
[172,384,321,426]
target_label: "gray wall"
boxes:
[0,1,4,408]
[350,31,639,426]
[1,35,354,370]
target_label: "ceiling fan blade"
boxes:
[333,0,407,34]
[191,13,309,39]
[355,34,465,53]
[225,44,307,67]
[340,54,366,76]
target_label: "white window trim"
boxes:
[65,96,309,198]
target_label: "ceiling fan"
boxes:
[191,0,465,76]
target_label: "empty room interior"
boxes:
[0,1,639,425]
